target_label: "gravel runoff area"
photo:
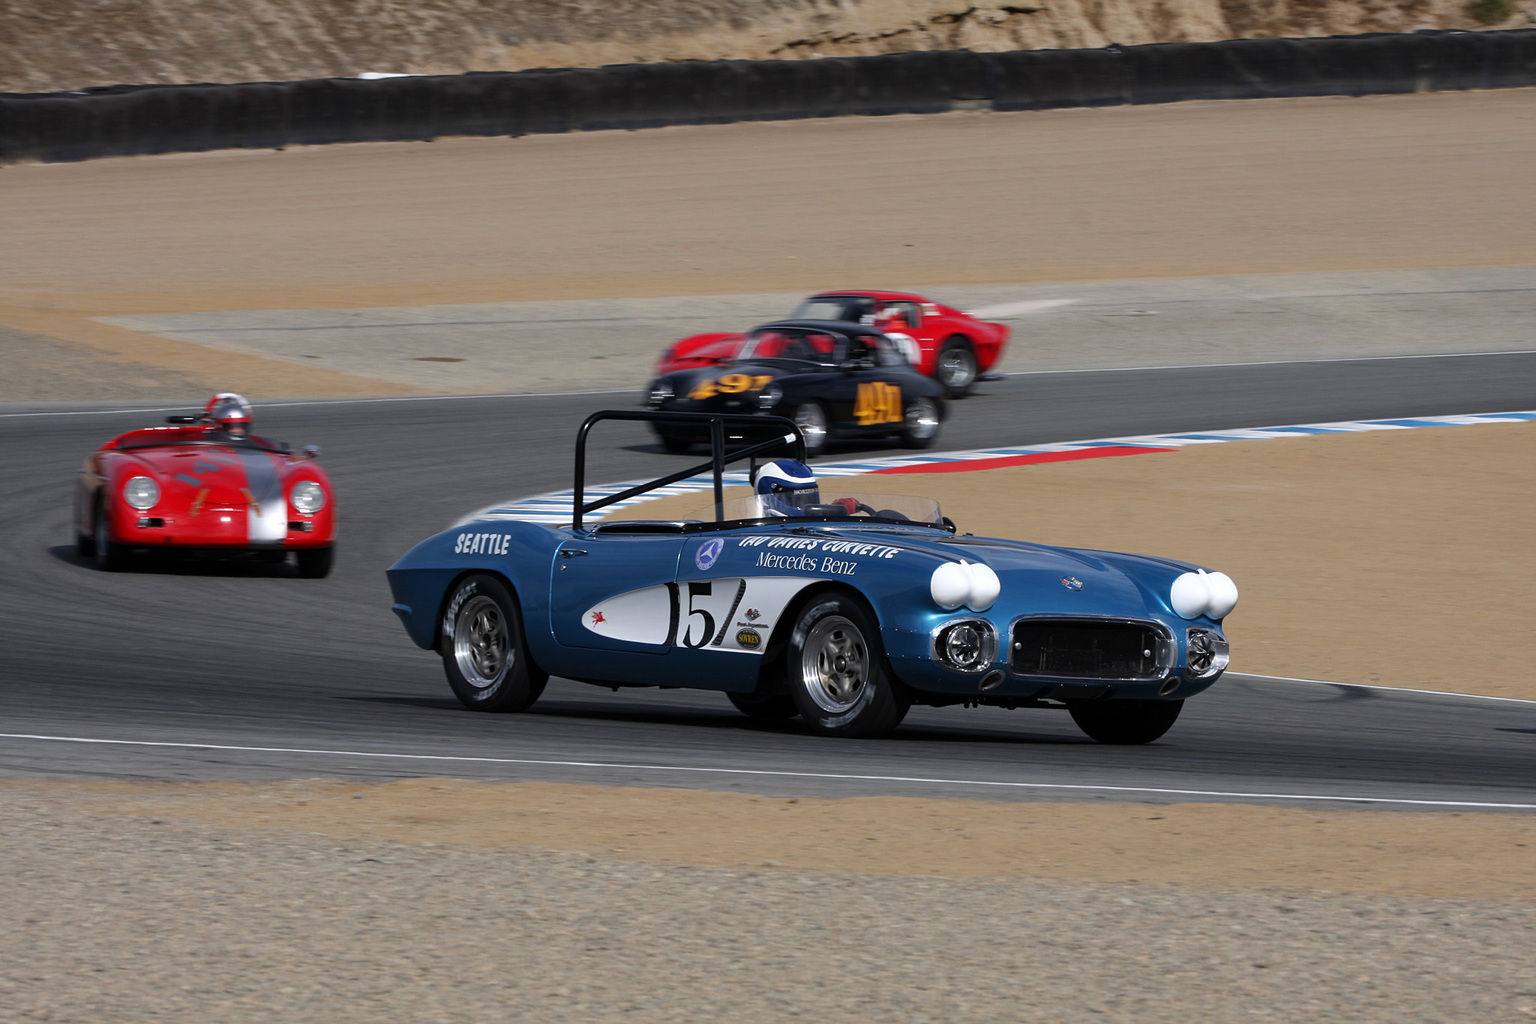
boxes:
[4,783,1535,1023]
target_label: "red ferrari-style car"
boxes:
[655,290,1010,397]
[75,393,336,576]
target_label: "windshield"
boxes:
[738,328,845,365]
[116,432,288,454]
[791,295,876,322]
[714,490,943,525]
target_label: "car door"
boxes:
[548,534,686,653]
[835,337,908,436]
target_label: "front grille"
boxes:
[1010,618,1169,681]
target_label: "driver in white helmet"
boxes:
[753,459,820,517]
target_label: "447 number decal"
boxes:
[854,382,903,425]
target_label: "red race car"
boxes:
[655,290,1010,397]
[75,393,336,577]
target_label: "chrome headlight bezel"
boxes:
[931,618,1000,674]
[123,475,160,511]
[289,479,327,514]
[648,379,674,408]
[1185,628,1230,680]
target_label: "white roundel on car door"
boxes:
[583,576,821,653]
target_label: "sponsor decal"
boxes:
[736,536,900,559]
[695,537,724,571]
[591,610,606,624]
[1061,576,1084,591]
[744,608,761,620]
[735,627,762,650]
[455,531,512,556]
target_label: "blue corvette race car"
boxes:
[386,411,1238,743]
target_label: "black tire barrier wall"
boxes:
[3,29,1534,164]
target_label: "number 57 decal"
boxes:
[854,382,903,425]
[666,579,748,648]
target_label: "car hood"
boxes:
[118,445,292,509]
[786,524,1207,622]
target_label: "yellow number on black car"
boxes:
[854,382,903,425]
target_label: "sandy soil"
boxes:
[612,421,1536,699]
[3,0,1532,93]
[9,777,1536,899]
[2,89,1534,398]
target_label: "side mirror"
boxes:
[303,445,321,460]
[165,415,199,424]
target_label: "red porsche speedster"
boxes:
[655,290,1010,397]
[75,394,336,576]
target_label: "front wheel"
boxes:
[791,401,829,458]
[93,496,127,571]
[934,337,978,397]
[294,545,334,579]
[899,396,941,450]
[1068,699,1183,744]
[786,594,909,737]
[440,574,548,712]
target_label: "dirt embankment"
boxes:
[2,0,1532,94]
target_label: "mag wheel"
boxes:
[294,545,334,579]
[792,401,828,458]
[935,337,977,397]
[787,594,908,737]
[899,396,940,449]
[93,496,127,572]
[1068,699,1184,744]
[440,574,548,712]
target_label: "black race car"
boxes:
[645,320,946,457]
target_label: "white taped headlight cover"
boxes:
[1170,571,1212,619]
[289,480,326,513]
[1203,571,1239,619]
[124,475,160,511]
[962,561,1001,611]
[930,562,970,610]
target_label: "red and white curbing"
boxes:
[459,410,1536,526]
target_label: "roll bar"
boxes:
[573,411,806,530]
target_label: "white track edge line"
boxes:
[1001,348,1536,376]
[1235,674,1536,706]
[2,734,1533,810]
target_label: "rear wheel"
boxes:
[792,402,829,458]
[93,496,127,572]
[294,545,334,579]
[899,396,941,449]
[786,594,909,737]
[727,690,800,721]
[440,574,548,712]
[935,337,978,397]
[1068,699,1183,744]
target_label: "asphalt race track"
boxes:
[2,351,1535,809]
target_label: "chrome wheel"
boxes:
[792,402,828,456]
[936,339,977,396]
[903,397,940,441]
[452,595,511,689]
[799,615,869,714]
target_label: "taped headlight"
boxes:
[1169,570,1239,620]
[929,559,1001,611]
[1185,628,1230,680]
[932,619,999,673]
[757,383,782,410]
[648,379,674,408]
[289,480,326,513]
[124,476,160,511]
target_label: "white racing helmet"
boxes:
[753,459,820,516]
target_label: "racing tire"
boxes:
[76,530,94,558]
[93,496,128,572]
[899,396,941,450]
[660,434,694,454]
[786,593,909,737]
[791,401,829,458]
[1068,699,1184,745]
[727,690,800,721]
[935,337,978,398]
[440,573,548,712]
[294,545,334,579]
